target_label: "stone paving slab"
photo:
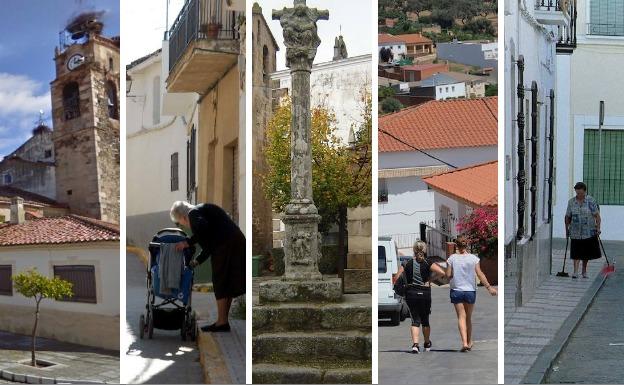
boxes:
[504,240,622,384]
[0,331,119,383]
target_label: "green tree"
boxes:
[13,269,73,367]
[406,0,432,18]
[485,83,498,97]
[381,97,404,114]
[379,86,396,100]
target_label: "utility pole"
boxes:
[598,101,604,202]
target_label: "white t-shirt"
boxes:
[447,253,480,291]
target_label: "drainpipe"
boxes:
[530,81,538,239]
[548,89,555,275]
[515,55,525,307]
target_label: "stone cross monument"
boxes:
[260,0,341,302]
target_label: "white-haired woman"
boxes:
[394,241,446,353]
[170,201,245,332]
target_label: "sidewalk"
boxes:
[0,331,119,384]
[504,239,621,384]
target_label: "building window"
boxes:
[0,265,12,296]
[583,129,624,204]
[44,150,52,159]
[452,86,455,92]
[2,174,11,185]
[63,82,80,120]
[53,265,97,303]
[171,152,179,192]
[153,76,161,125]
[589,0,624,36]
[106,81,119,120]
[187,126,197,201]
[109,57,114,71]
[262,45,269,83]
[379,178,388,202]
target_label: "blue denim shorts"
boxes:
[450,289,476,304]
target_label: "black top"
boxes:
[186,203,242,263]
[404,258,431,288]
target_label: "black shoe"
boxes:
[424,340,432,352]
[201,323,231,332]
[411,343,420,354]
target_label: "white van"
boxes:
[378,236,408,326]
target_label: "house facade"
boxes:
[126,49,190,249]
[0,200,120,350]
[379,98,498,254]
[504,0,577,307]
[437,40,498,72]
[378,33,407,63]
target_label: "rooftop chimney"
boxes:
[10,197,25,225]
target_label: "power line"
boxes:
[379,128,458,169]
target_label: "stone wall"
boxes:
[344,205,372,293]
[252,3,279,256]
[0,159,56,200]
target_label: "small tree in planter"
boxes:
[13,269,73,367]
[456,206,498,283]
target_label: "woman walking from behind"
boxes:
[394,241,446,353]
[565,182,601,279]
[446,236,497,352]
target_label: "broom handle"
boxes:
[598,236,610,266]
[563,236,569,272]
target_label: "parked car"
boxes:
[378,236,408,326]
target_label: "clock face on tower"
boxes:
[67,54,85,71]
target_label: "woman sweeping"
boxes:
[394,241,446,353]
[446,236,497,352]
[565,182,602,278]
[170,201,245,332]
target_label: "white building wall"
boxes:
[434,82,466,100]
[272,54,372,143]
[378,43,407,62]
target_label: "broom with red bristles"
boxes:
[599,236,616,276]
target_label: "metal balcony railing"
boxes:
[535,0,577,50]
[168,0,242,72]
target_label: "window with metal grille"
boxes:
[171,152,179,191]
[379,178,388,203]
[583,129,624,204]
[63,82,80,120]
[53,265,97,303]
[187,126,197,200]
[589,0,624,36]
[106,81,119,120]
[0,265,12,296]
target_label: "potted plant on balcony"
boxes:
[202,16,222,39]
[456,206,498,285]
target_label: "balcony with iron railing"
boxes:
[535,0,577,53]
[166,0,242,93]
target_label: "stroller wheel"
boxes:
[181,321,187,341]
[190,313,197,341]
[139,315,145,339]
[148,314,154,339]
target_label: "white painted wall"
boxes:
[126,50,189,217]
[552,1,624,241]
[0,243,120,316]
[379,146,496,240]
[378,42,407,62]
[434,82,466,100]
[272,54,372,143]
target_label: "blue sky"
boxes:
[0,0,120,156]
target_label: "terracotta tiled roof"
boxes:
[0,215,120,246]
[0,186,64,207]
[423,161,498,207]
[379,97,498,152]
[400,33,432,44]
[378,33,405,44]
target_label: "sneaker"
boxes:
[411,343,420,354]
[424,340,432,352]
[460,346,470,352]
[582,274,588,278]
[572,274,578,279]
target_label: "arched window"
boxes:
[106,81,119,120]
[63,82,80,120]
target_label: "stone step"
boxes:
[343,269,372,294]
[253,363,372,384]
[259,277,343,303]
[253,294,371,332]
[253,331,371,362]
[346,253,372,269]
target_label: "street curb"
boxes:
[127,246,149,267]
[0,369,106,384]
[197,330,232,384]
[522,273,607,384]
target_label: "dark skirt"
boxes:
[570,236,601,260]
[211,231,246,299]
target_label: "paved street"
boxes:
[544,253,624,384]
[123,252,245,384]
[378,285,498,384]
[0,330,119,383]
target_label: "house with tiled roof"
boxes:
[378,33,436,64]
[378,97,497,254]
[0,198,120,350]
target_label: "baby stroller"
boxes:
[139,228,198,341]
